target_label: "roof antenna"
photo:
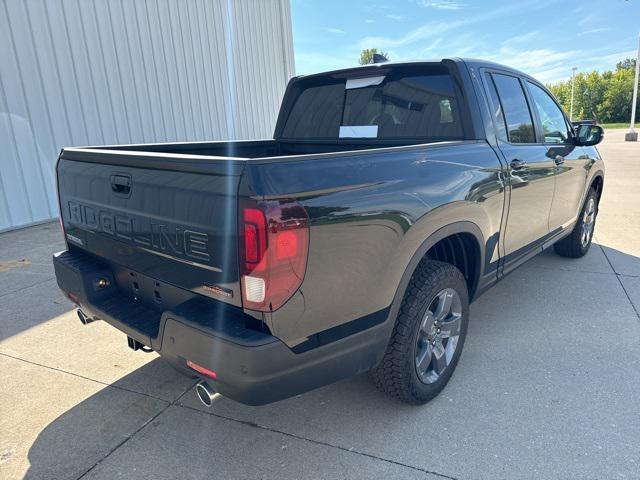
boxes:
[372,53,388,64]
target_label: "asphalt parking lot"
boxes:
[1,129,639,480]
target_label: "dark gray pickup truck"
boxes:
[53,58,605,406]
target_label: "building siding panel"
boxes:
[0,0,295,231]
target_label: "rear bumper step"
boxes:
[53,249,389,405]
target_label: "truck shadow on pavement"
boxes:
[23,359,195,480]
[23,358,407,480]
[22,244,640,480]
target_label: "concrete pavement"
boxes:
[1,129,639,479]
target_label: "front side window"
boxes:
[527,82,571,144]
[491,73,535,144]
[281,67,464,141]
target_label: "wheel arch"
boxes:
[589,171,604,202]
[386,222,485,331]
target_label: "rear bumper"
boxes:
[53,249,389,405]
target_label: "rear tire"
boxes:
[369,260,469,405]
[553,188,598,258]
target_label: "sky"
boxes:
[290,0,640,84]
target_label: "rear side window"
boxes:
[491,73,535,144]
[484,74,507,141]
[281,67,464,141]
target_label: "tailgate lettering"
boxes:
[67,201,211,262]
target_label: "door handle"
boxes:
[510,159,527,170]
[554,155,565,166]
[110,173,132,197]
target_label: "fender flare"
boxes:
[573,170,604,218]
[381,221,485,334]
[588,170,605,200]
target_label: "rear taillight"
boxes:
[239,199,309,311]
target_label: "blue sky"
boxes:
[291,0,640,83]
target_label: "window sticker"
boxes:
[339,125,379,138]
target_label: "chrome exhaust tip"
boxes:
[195,381,222,407]
[77,309,93,326]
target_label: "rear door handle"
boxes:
[510,159,527,170]
[554,155,565,165]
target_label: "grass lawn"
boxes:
[600,123,631,129]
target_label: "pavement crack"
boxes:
[0,276,55,299]
[177,403,459,480]
[526,264,617,276]
[75,381,198,480]
[0,352,199,478]
[599,245,640,321]
[0,351,171,404]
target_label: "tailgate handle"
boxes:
[110,174,132,197]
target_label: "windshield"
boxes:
[281,66,464,141]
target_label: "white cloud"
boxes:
[489,39,639,83]
[385,14,405,21]
[577,13,596,26]
[365,19,376,24]
[501,31,539,47]
[419,37,444,56]
[359,19,465,49]
[595,49,637,65]
[358,1,537,50]
[326,28,346,34]
[505,50,575,70]
[420,0,465,10]
[579,28,609,35]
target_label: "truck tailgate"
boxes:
[57,151,244,308]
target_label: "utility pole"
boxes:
[570,67,577,121]
[626,33,640,142]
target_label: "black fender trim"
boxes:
[588,171,605,199]
[389,222,485,319]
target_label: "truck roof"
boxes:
[296,58,536,83]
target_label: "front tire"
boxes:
[369,260,469,405]
[553,188,598,258]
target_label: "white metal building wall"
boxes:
[0,0,295,232]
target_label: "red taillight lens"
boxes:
[239,199,309,312]
[242,207,267,272]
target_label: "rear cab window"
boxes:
[280,65,465,143]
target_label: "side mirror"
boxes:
[575,124,604,146]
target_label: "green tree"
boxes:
[358,48,388,65]
[547,60,639,123]
[616,58,637,71]
[579,71,606,120]
[601,67,635,123]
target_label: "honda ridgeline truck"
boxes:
[53,59,604,406]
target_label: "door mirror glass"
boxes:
[575,124,604,146]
